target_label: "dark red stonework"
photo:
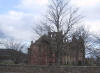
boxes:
[28,38,56,65]
[28,32,85,65]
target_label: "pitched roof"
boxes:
[0,49,13,57]
[0,49,27,57]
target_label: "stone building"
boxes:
[62,36,85,65]
[28,35,56,65]
[0,49,27,64]
[96,57,100,66]
[28,32,85,65]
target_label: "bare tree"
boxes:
[73,26,89,47]
[33,0,83,65]
[94,36,100,58]
[87,35,100,58]
[4,39,26,64]
[4,39,25,52]
[75,26,99,58]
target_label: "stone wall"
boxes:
[0,65,100,73]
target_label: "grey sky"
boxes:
[0,0,100,42]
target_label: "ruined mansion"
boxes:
[28,32,85,65]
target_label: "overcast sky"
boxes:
[0,0,100,42]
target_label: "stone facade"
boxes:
[28,35,56,65]
[62,36,85,65]
[28,32,85,65]
[96,57,100,66]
